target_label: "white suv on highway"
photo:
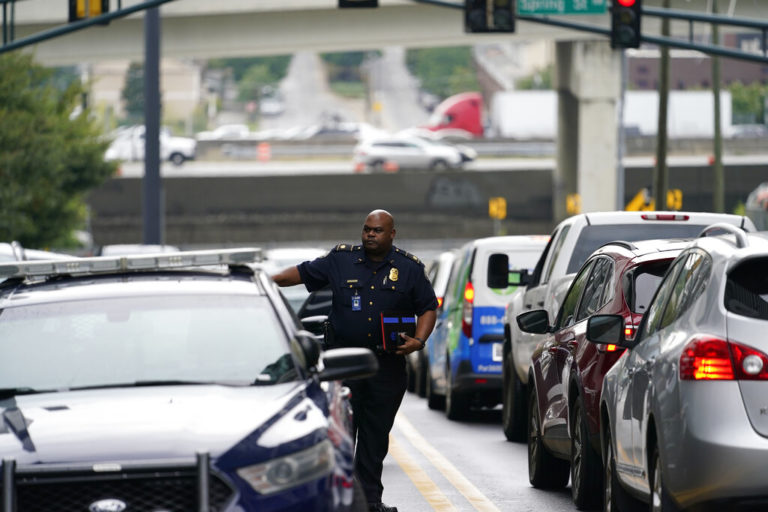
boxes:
[353,136,464,172]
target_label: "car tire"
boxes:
[502,351,527,442]
[445,359,469,421]
[415,352,428,398]
[169,152,185,166]
[430,159,449,171]
[528,386,569,489]
[406,363,416,393]
[603,426,643,512]
[650,445,679,512]
[570,397,602,510]
[426,364,444,410]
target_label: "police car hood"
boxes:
[0,383,311,465]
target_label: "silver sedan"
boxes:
[588,225,768,511]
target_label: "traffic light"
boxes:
[465,0,515,33]
[338,0,378,7]
[611,0,642,49]
[68,0,109,22]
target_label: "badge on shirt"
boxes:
[352,294,361,311]
[389,268,399,282]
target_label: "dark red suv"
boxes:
[516,239,687,510]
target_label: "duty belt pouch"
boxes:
[380,311,416,353]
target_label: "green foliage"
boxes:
[405,47,479,100]
[121,62,145,125]
[207,56,290,83]
[237,64,274,102]
[728,81,767,124]
[0,53,117,248]
[517,64,554,90]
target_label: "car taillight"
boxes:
[680,336,768,381]
[641,214,690,221]
[462,282,474,338]
[437,296,444,308]
[680,336,735,380]
[729,342,768,380]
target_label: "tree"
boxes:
[729,81,767,124]
[0,52,118,248]
[405,47,480,100]
[121,61,145,124]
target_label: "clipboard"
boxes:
[380,311,416,352]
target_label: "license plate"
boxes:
[492,342,502,362]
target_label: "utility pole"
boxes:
[653,0,671,211]
[711,0,725,212]
[143,7,162,244]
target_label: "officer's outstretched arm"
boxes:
[272,266,302,287]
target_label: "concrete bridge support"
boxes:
[554,40,622,221]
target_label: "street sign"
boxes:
[518,0,606,15]
[489,197,507,220]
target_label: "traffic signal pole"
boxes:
[653,0,670,211]
[143,7,163,244]
[712,0,724,213]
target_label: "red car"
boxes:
[516,239,686,510]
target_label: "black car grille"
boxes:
[1,466,235,512]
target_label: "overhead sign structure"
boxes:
[518,0,606,15]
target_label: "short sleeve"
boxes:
[297,253,333,292]
[412,264,438,315]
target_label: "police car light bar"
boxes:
[0,248,263,280]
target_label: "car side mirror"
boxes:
[294,331,321,369]
[319,348,379,382]
[586,315,629,347]
[516,309,550,334]
[300,314,328,337]
[487,253,510,289]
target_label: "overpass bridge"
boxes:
[10,0,767,224]
[11,0,763,65]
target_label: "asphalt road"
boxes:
[382,392,575,512]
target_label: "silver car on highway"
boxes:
[588,224,768,511]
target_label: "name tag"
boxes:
[352,294,361,311]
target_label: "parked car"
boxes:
[105,125,197,166]
[426,235,549,420]
[353,136,465,172]
[516,239,686,509]
[407,250,457,398]
[591,225,768,512]
[500,211,757,443]
[0,248,376,511]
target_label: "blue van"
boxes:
[426,236,548,420]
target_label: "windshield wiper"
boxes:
[67,380,248,391]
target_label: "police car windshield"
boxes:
[0,295,296,391]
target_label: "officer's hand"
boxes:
[396,334,422,356]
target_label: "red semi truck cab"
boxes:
[424,92,484,138]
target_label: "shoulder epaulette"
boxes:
[333,243,362,252]
[394,247,422,265]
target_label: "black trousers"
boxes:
[345,353,407,504]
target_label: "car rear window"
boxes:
[566,224,708,274]
[725,257,768,320]
[0,294,294,391]
[627,260,673,314]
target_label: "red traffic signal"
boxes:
[611,0,642,49]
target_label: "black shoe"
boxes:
[368,502,398,512]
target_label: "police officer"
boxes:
[272,209,437,512]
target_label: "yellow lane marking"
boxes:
[388,435,457,511]
[395,414,501,512]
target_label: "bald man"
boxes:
[273,210,437,512]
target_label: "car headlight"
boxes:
[236,439,334,495]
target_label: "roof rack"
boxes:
[0,248,263,281]
[698,224,749,249]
